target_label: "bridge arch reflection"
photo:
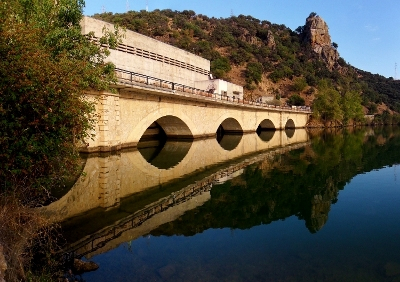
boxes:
[258,119,276,130]
[216,118,243,151]
[137,140,192,169]
[285,128,295,138]
[285,118,295,129]
[258,130,275,142]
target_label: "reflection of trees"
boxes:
[151,127,400,236]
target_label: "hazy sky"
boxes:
[83,0,400,78]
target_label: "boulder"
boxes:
[73,258,99,274]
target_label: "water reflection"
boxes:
[217,134,242,151]
[285,128,295,138]
[137,139,192,169]
[257,129,275,142]
[43,127,400,266]
[42,130,309,222]
[40,130,309,254]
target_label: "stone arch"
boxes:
[218,117,243,134]
[215,117,243,151]
[213,113,244,134]
[125,107,197,145]
[155,116,193,139]
[285,119,295,129]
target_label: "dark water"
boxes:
[58,127,400,282]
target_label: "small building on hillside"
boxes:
[195,78,244,100]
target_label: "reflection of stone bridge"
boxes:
[41,130,309,223]
[80,17,311,153]
[43,135,309,258]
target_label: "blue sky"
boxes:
[83,0,400,78]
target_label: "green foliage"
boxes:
[211,57,231,78]
[292,77,308,92]
[1,0,118,194]
[287,94,305,106]
[211,24,237,47]
[313,84,343,122]
[341,91,364,124]
[269,64,293,82]
[367,103,378,114]
[303,68,317,84]
[245,62,263,85]
[230,48,252,65]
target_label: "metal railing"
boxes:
[114,68,312,113]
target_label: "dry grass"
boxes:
[0,191,56,282]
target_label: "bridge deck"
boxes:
[115,68,312,114]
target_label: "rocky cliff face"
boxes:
[303,14,339,69]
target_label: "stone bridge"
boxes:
[83,75,311,152]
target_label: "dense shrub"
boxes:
[292,77,308,92]
[245,62,263,85]
[211,57,231,78]
[287,94,305,106]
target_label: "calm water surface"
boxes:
[50,127,400,281]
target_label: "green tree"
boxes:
[313,83,343,123]
[211,56,231,78]
[341,91,364,124]
[0,0,119,195]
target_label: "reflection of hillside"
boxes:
[150,158,340,236]
[150,127,400,236]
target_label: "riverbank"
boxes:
[0,193,55,281]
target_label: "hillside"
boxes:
[92,10,400,123]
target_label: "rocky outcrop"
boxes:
[303,14,339,69]
[239,28,262,47]
[266,30,276,49]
